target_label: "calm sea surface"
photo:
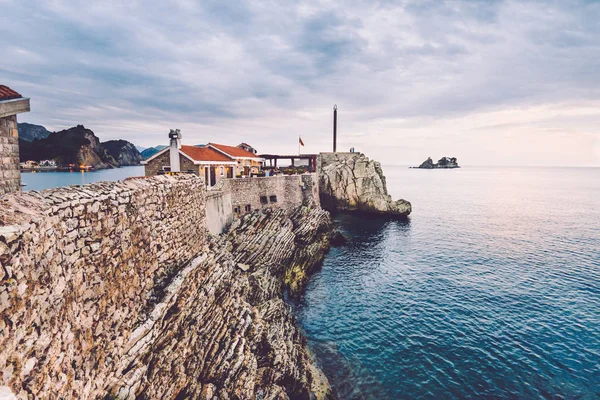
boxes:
[296,166,600,399]
[21,166,145,192]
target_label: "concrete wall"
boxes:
[216,173,320,217]
[205,190,233,235]
[0,175,208,398]
[0,115,21,196]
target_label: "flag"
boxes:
[299,136,305,146]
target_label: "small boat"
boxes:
[20,182,27,187]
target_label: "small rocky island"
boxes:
[416,157,460,169]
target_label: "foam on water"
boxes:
[296,167,600,399]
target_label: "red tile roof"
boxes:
[180,145,234,162]
[0,85,22,101]
[210,143,259,158]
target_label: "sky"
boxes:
[1,0,599,166]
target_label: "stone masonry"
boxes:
[0,115,21,196]
[143,150,199,177]
[0,175,207,398]
[0,173,335,399]
[215,173,320,218]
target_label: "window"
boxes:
[234,206,240,214]
[260,196,268,205]
[163,166,171,172]
[220,166,224,176]
[269,195,277,203]
[245,204,251,212]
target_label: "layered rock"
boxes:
[102,139,143,166]
[318,152,411,217]
[0,175,334,399]
[416,156,459,169]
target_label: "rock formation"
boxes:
[0,175,334,399]
[18,125,118,168]
[16,123,51,142]
[102,139,143,166]
[416,157,459,169]
[318,152,411,217]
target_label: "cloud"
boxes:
[0,0,599,166]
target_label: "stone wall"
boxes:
[0,174,208,398]
[0,173,334,399]
[143,150,200,177]
[0,115,21,196]
[205,190,233,235]
[216,173,320,217]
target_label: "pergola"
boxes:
[259,154,318,172]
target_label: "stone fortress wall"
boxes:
[0,114,21,196]
[0,175,208,398]
[214,173,320,216]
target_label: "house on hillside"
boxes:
[142,130,265,187]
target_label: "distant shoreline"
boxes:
[21,165,141,173]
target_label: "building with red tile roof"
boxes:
[0,85,23,101]
[180,145,235,163]
[143,132,265,186]
[208,143,264,177]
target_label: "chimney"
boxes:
[169,129,181,172]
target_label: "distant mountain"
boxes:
[141,145,167,160]
[17,122,51,142]
[103,140,143,166]
[135,145,147,152]
[19,125,118,169]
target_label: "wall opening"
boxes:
[260,196,268,205]
[269,195,277,203]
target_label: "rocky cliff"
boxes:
[0,175,334,399]
[102,139,143,166]
[19,125,118,168]
[16,123,51,142]
[417,157,459,169]
[318,152,411,217]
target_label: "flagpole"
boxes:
[299,135,301,155]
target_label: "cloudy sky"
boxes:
[1,0,599,166]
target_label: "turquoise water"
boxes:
[20,166,145,192]
[297,167,600,399]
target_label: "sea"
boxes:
[21,166,600,399]
[20,166,145,192]
[296,166,600,399]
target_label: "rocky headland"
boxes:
[18,124,141,168]
[416,157,459,169]
[0,175,335,399]
[103,140,143,166]
[318,152,411,217]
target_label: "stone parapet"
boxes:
[0,174,207,398]
[215,173,320,217]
